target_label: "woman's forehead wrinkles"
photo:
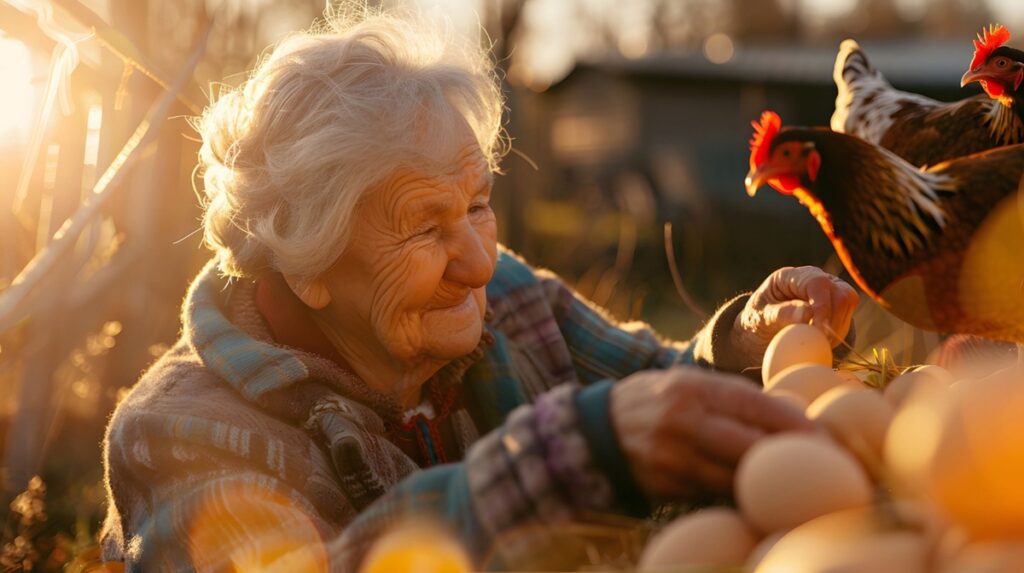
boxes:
[368,142,491,227]
[446,144,488,178]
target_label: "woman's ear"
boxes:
[283,274,332,310]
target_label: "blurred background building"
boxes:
[0,0,1014,567]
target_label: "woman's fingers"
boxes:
[645,444,736,495]
[692,414,766,465]
[760,300,812,334]
[833,280,860,343]
[815,275,858,345]
[668,374,813,460]
[704,375,814,433]
[775,267,859,345]
[691,457,736,495]
[613,367,820,501]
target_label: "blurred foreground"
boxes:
[0,0,1013,569]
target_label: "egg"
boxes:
[766,363,849,403]
[638,507,758,571]
[926,367,1024,539]
[807,386,893,473]
[883,370,949,409]
[736,433,873,533]
[765,388,810,411]
[754,508,928,573]
[746,531,786,570]
[911,364,954,385]
[885,366,1024,539]
[942,541,1024,573]
[933,525,972,571]
[884,385,951,495]
[761,323,833,385]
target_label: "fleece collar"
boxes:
[182,259,310,402]
[180,259,494,420]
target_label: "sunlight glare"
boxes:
[0,37,35,140]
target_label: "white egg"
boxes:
[736,433,873,534]
[761,324,833,385]
[638,507,759,571]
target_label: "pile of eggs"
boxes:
[639,324,1024,573]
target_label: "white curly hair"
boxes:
[193,4,507,280]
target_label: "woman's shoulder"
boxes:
[105,339,270,451]
[115,340,219,411]
[488,245,566,301]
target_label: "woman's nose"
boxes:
[445,224,494,289]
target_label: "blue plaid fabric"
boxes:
[101,246,750,571]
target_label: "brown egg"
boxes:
[928,367,1024,539]
[942,541,1024,573]
[766,363,848,403]
[886,366,1024,539]
[638,507,758,571]
[889,499,958,567]
[746,531,786,570]
[736,433,873,534]
[754,508,928,573]
[884,385,951,495]
[765,388,810,411]
[808,386,893,473]
[883,370,950,410]
[911,364,954,385]
[761,323,833,385]
[933,525,971,572]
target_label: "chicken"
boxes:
[744,111,1024,343]
[832,25,1024,168]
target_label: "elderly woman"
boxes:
[100,8,857,572]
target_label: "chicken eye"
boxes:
[781,149,791,157]
[997,58,1008,67]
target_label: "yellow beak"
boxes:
[961,68,985,88]
[744,165,783,197]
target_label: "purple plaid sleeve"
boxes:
[464,383,613,563]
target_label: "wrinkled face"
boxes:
[318,141,497,364]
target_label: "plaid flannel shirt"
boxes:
[100,246,751,571]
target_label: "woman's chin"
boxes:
[420,302,485,358]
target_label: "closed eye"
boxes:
[413,224,440,239]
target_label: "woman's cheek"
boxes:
[373,241,446,317]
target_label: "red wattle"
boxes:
[981,79,1006,99]
[807,150,822,182]
[770,175,802,195]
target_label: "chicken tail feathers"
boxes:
[831,39,890,135]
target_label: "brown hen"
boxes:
[746,111,1024,343]
[833,25,1024,168]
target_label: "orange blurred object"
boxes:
[888,365,1024,539]
[360,520,472,573]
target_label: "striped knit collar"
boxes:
[181,259,495,422]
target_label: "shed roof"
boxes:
[559,39,974,89]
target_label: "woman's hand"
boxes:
[732,266,859,364]
[611,366,813,501]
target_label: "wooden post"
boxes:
[2,75,87,495]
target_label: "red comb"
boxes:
[749,111,781,171]
[969,24,1011,71]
